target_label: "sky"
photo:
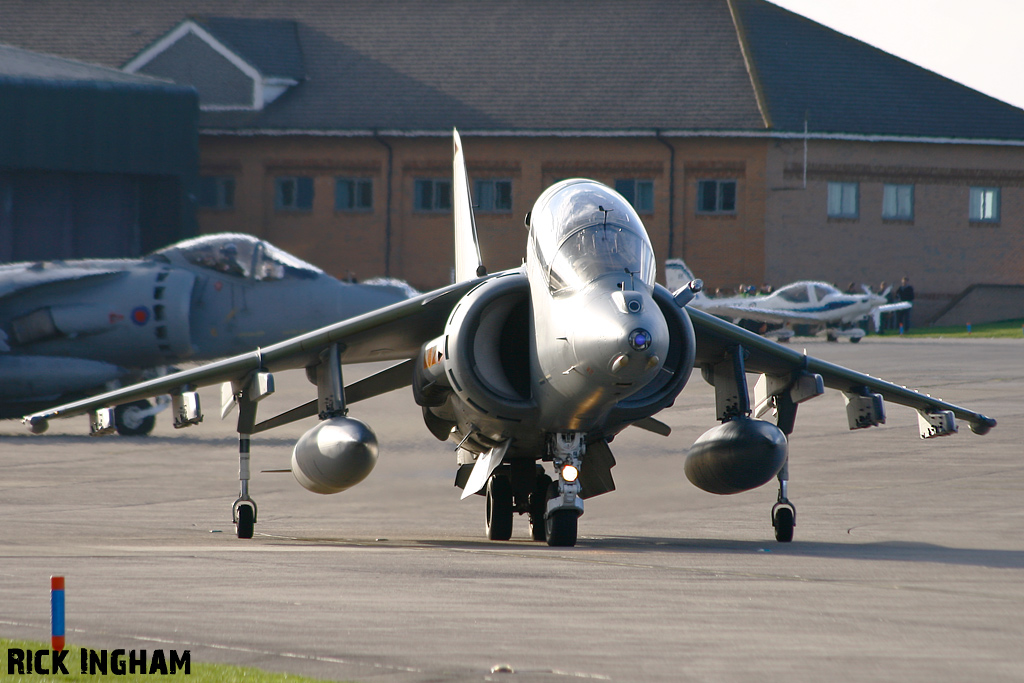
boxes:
[767,0,1024,110]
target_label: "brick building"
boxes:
[1,0,1022,321]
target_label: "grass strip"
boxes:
[1,638,341,682]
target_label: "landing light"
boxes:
[629,328,652,352]
[561,464,580,483]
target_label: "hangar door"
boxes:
[0,171,152,262]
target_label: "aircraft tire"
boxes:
[236,504,255,539]
[485,475,513,541]
[773,506,795,543]
[849,336,861,343]
[114,399,156,436]
[545,481,578,547]
[528,473,553,541]
[545,509,578,547]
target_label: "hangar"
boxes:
[0,0,1022,322]
[0,44,198,261]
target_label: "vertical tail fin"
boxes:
[453,129,485,282]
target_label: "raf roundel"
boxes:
[131,306,150,326]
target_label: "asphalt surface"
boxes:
[2,337,1022,682]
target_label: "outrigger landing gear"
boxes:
[771,460,795,543]
[232,434,257,539]
[225,366,275,540]
[544,432,585,547]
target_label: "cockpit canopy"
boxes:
[775,282,840,304]
[151,233,322,281]
[528,180,656,296]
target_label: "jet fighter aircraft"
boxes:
[1,233,412,433]
[665,259,910,342]
[25,131,996,546]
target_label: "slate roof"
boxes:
[194,17,305,81]
[733,0,1024,139]
[0,0,1021,140]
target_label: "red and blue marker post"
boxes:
[51,576,65,651]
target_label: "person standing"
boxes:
[896,276,915,330]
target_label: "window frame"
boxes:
[473,179,513,213]
[335,177,374,212]
[969,186,1000,223]
[615,178,655,214]
[827,181,859,219]
[695,179,737,215]
[882,183,914,221]
[414,178,452,213]
[274,176,314,212]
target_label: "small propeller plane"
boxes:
[24,131,996,546]
[665,259,910,342]
[1,233,412,433]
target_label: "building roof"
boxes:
[0,0,1021,140]
[0,42,170,86]
[197,17,305,81]
[733,0,1024,139]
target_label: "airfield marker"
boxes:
[51,576,65,651]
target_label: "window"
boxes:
[827,182,859,218]
[335,178,373,211]
[199,176,235,209]
[969,187,1000,222]
[474,179,512,212]
[696,180,736,214]
[414,179,451,212]
[615,179,655,213]
[882,184,914,220]
[275,176,314,211]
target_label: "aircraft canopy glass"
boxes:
[529,180,656,296]
[776,283,811,304]
[152,234,323,281]
[813,283,839,300]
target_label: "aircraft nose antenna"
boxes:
[629,328,652,352]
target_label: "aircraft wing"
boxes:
[688,308,996,434]
[695,301,827,325]
[23,276,486,428]
[876,301,912,314]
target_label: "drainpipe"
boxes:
[373,131,394,277]
[655,130,678,260]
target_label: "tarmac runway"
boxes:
[2,337,1022,682]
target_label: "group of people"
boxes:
[856,276,915,333]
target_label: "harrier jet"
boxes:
[25,132,995,545]
[2,233,411,433]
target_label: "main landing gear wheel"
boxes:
[114,399,156,436]
[545,482,578,547]
[772,505,795,543]
[485,475,514,541]
[235,504,255,539]
[529,473,553,541]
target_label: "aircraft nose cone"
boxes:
[571,292,669,385]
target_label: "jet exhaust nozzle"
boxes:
[684,417,788,495]
[291,416,378,494]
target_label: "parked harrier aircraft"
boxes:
[665,259,910,342]
[25,131,996,546]
[1,233,411,433]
